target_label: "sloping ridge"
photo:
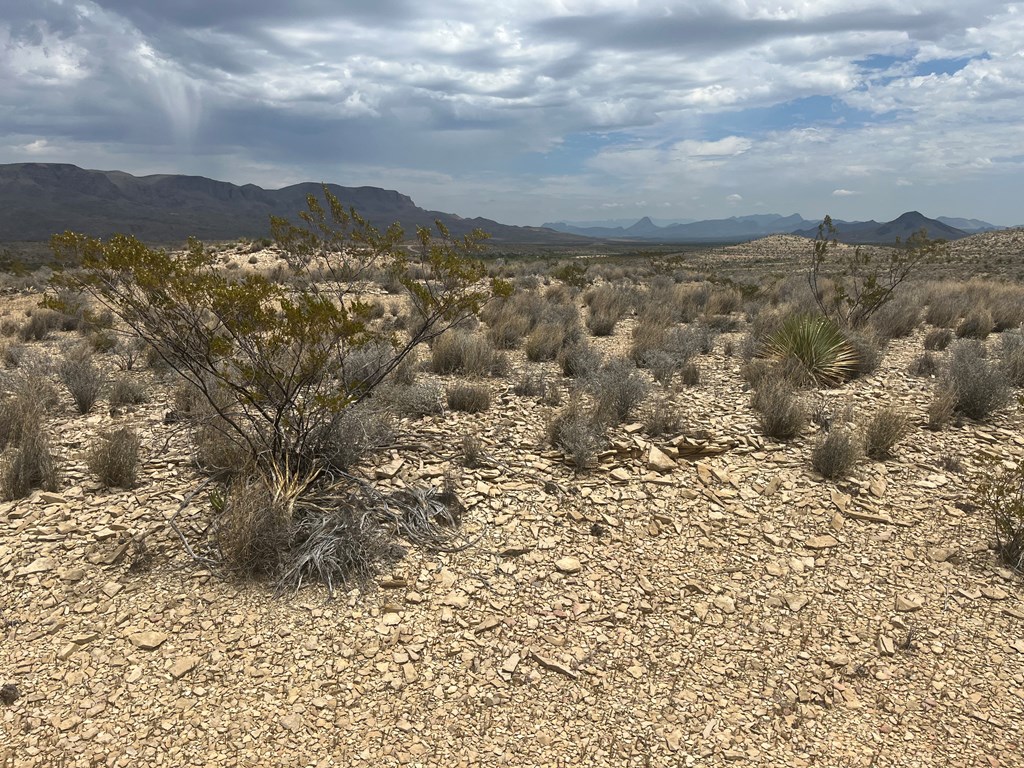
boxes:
[0,163,581,244]
[792,211,968,243]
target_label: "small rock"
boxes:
[555,557,581,574]
[501,653,521,674]
[610,467,631,482]
[279,714,302,732]
[805,535,839,550]
[713,595,736,614]
[647,446,677,474]
[895,593,924,612]
[981,586,1009,601]
[17,557,56,576]
[927,547,954,563]
[877,635,895,656]
[128,631,168,651]
[785,593,809,612]
[169,656,200,679]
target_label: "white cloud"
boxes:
[726,193,743,203]
[832,189,859,196]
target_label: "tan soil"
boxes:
[2,237,1024,767]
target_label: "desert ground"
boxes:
[2,230,1024,768]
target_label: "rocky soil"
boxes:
[2,237,1024,767]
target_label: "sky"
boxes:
[2,1,1023,226]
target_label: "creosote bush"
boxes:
[87,428,141,489]
[50,189,506,589]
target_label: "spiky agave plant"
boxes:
[761,314,859,387]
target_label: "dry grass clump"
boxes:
[461,435,483,468]
[975,460,1024,572]
[525,322,572,362]
[446,383,491,413]
[926,384,957,430]
[589,356,649,424]
[908,352,939,377]
[999,330,1024,386]
[923,285,965,327]
[513,369,550,398]
[58,346,105,414]
[869,295,921,339]
[108,377,149,406]
[643,397,685,437]
[843,331,885,379]
[811,425,862,479]
[924,327,953,351]
[431,331,504,376]
[955,307,993,339]
[382,383,443,418]
[863,406,911,459]
[751,376,808,440]
[677,361,701,387]
[584,285,630,336]
[217,473,293,577]
[705,286,742,316]
[481,291,546,349]
[559,340,602,379]
[0,383,59,499]
[945,340,1009,420]
[17,310,63,342]
[311,404,394,471]
[547,398,605,470]
[989,285,1024,331]
[87,428,141,488]
[390,351,419,386]
[1,341,25,368]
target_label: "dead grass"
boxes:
[811,425,862,479]
[87,428,141,488]
[751,376,807,441]
[863,406,911,459]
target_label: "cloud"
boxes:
[832,188,860,196]
[726,193,743,203]
[0,1,1021,224]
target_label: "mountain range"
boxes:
[0,163,1007,246]
[0,163,585,244]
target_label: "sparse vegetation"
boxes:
[589,356,649,424]
[946,340,1009,420]
[975,459,1024,572]
[752,376,808,440]
[548,398,605,470]
[87,428,141,488]
[58,346,104,414]
[446,383,491,413]
[863,406,911,459]
[811,425,862,479]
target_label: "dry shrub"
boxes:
[926,384,956,430]
[1,342,25,369]
[217,473,293,577]
[989,285,1024,331]
[109,377,149,406]
[513,370,550,398]
[548,398,605,470]
[17,310,63,342]
[431,331,502,376]
[643,397,685,437]
[863,406,911,459]
[752,376,807,440]
[390,350,419,386]
[705,286,742,316]
[924,327,953,351]
[58,346,104,414]
[976,460,1024,572]
[87,428,141,488]
[559,340,602,379]
[811,426,862,479]
[311,404,394,471]
[1000,330,1024,387]
[924,286,965,327]
[384,383,443,418]
[870,295,921,339]
[947,340,1009,420]
[0,428,59,500]
[446,383,491,413]
[908,352,939,377]
[590,356,649,424]
[956,307,993,339]
[585,285,629,336]
[677,361,701,387]
[843,330,885,379]
[461,435,483,468]
[525,322,570,362]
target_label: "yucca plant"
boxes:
[761,314,859,386]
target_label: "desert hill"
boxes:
[0,163,585,245]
